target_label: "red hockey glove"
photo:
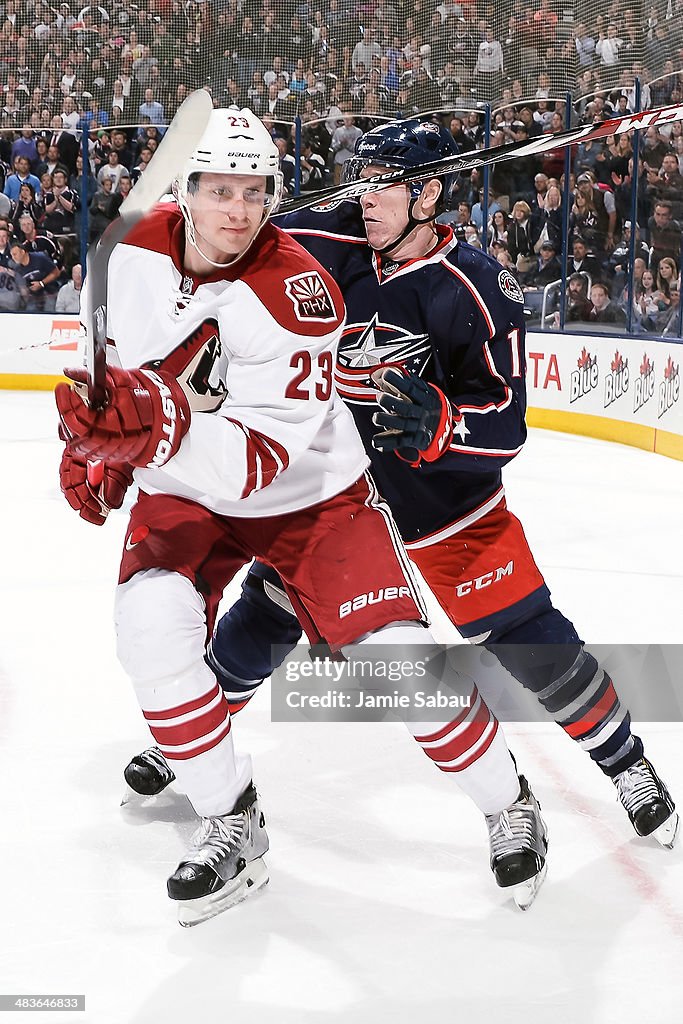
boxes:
[59,447,134,526]
[371,367,455,467]
[55,365,191,468]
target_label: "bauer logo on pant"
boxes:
[339,586,412,618]
[284,271,337,323]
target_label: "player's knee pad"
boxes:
[209,562,302,685]
[115,568,207,684]
[491,606,597,703]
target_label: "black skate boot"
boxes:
[123,747,176,797]
[484,775,548,911]
[167,782,269,926]
[613,757,679,848]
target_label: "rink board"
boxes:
[0,313,78,389]
[525,330,683,461]
[1,317,681,460]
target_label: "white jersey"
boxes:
[102,204,368,517]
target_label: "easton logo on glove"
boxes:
[55,364,191,469]
[370,366,454,466]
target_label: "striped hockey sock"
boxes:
[408,683,521,815]
[533,649,643,778]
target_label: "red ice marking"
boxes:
[520,731,683,942]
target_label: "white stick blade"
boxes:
[119,89,214,217]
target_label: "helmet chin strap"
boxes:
[373,182,440,258]
[191,226,249,269]
[174,182,274,270]
[188,212,269,270]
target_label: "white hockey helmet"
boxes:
[174,107,284,264]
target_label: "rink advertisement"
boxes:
[1,318,682,460]
[0,313,80,390]
[526,330,683,460]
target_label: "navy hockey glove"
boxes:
[371,367,454,466]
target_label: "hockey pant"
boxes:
[407,498,642,778]
[115,482,519,818]
[206,564,520,814]
[211,498,643,779]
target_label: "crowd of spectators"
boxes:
[0,0,682,329]
[441,109,683,332]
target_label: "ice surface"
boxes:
[1,392,682,1023]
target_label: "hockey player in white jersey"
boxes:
[55,108,548,924]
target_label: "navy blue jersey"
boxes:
[14,250,60,293]
[274,201,527,545]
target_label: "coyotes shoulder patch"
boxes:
[284,271,338,323]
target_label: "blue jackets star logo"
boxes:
[336,315,432,403]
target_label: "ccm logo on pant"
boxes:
[339,586,412,619]
[455,561,514,598]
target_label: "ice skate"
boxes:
[167,782,269,926]
[485,776,548,911]
[122,746,175,802]
[613,757,679,849]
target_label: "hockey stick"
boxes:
[83,89,213,409]
[280,100,683,213]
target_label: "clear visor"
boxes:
[188,172,277,209]
[341,157,402,185]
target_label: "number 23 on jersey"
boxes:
[285,350,333,401]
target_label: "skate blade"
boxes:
[120,785,182,809]
[176,857,269,927]
[120,786,168,807]
[513,861,547,911]
[120,787,141,807]
[652,810,679,850]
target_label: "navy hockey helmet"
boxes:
[343,117,459,213]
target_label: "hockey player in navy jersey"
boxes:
[120,119,676,888]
